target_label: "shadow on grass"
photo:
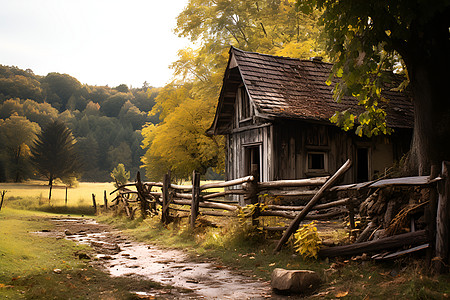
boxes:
[33,205,96,216]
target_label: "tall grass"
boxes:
[0,181,115,215]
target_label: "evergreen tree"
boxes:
[31,120,79,200]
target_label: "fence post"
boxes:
[244,165,260,227]
[435,161,450,274]
[347,198,357,238]
[190,170,201,230]
[162,172,171,224]
[136,171,147,219]
[103,190,108,209]
[0,190,6,211]
[426,164,439,268]
[92,193,97,214]
[65,187,68,206]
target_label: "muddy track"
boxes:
[45,217,278,299]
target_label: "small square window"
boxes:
[306,152,328,173]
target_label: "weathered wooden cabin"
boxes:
[207,47,413,188]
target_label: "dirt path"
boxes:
[46,217,275,299]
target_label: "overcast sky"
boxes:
[0,0,190,88]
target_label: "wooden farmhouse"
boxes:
[207,47,414,191]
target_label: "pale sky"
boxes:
[0,0,191,88]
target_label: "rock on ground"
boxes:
[271,268,321,294]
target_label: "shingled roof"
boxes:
[208,47,414,135]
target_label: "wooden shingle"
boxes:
[208,47,414,135]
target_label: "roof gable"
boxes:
[208,47,413,135]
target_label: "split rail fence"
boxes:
[108,160,450,274]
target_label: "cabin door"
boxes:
[356,148,370,182]
[244,145,261,179]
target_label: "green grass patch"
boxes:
[0,208,167,299]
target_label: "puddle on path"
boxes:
[51,218,274,299]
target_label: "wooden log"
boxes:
[92,194,97,213]
[161,173,171,225]
[171,183,193,190]
[263,226,288,231]
[172,199,238,211]
[435,161,450,274]
[258,176,328,189]
[199,210,236,217]
[347,200,356,237]
[319,229,429,258]
[329,181,374,192]
[376,243,430,260]
[356,221,376,243]
[274,159,352,252]
[369,176,442,188]
[200,175,254,190]
[110,183,138,195]
[261,209,346,220]
[136,171,148,219]
[0,190,6,211]
[122,198,132,218]
[174,192,193,199]
[266,198,351,211]
[425,164,440,268]
[262,190,317,197]
[190,171,201,230]
[202,189,246,200]
[103,190,107,209]
[245,165,260,226]
[143,181,163,187]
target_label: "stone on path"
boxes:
[271,268,321,294]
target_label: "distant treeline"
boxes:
[0,64,160,182]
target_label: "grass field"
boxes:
[0,181,116,207]
[0,208,167,299]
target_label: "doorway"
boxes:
[244,145,261,179]
[356,148,369,182]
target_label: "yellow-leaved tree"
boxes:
[141,0,325,180]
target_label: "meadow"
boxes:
[0,181,116,215]
[0,181,115,204]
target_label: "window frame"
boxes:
[305,151,328,175]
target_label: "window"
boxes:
[306,151,328,173]
[239,87,252,120]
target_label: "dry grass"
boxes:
[0,181,116,207]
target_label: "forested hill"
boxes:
[0,64,161,182]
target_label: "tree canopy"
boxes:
[31,120,79,187]
[141,0,326,180]
[0,114,40,182]
[0,64,159,182]
[298,0,450,174]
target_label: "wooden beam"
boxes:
[190,171,201,230]
[274,159,352,252]
[202,189,246,200]
[319,230,429,258]
[263,190,317,197]
[266,198,351,211]
[200,176,254,190]
[435,161,450,273]
[261,209,346,220]
[199,210,236,217]
[172,199,238,211]
[258,177,329,189]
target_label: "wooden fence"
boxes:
[108,160,449,274]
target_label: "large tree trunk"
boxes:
[403,10,450,175]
